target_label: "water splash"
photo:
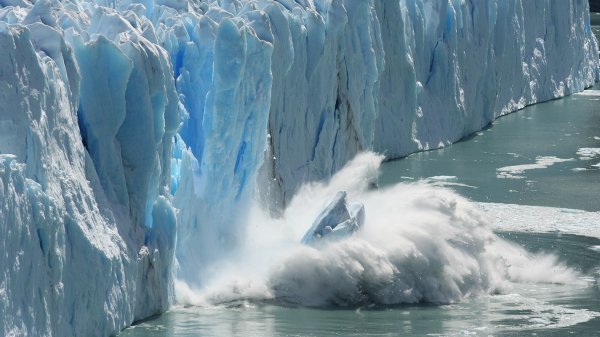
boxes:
[176,152,578,307]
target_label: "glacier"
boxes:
[0,0,598,336]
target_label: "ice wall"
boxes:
[374,0,600,158]
[0,4,178,336]
[163,0,599,287]
[262,0,600,204]
[0,0,598,335]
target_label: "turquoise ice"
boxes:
[0,0,598,336]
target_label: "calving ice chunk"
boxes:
[0,0,598,336]
[301,191,365,244]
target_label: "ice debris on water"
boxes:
[301,191,365,245]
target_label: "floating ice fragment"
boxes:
[419,176,477,189]
[477,203,600,239]
[301,191,365,245]
[576,148,600,160]
[574,90,600,96]
[497,156,574,179]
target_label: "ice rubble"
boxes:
[0,0,598,336]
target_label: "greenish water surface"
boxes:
[380,88,600,211]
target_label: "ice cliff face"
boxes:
[265,0,600,204]
[0,0,598,336]
[170,0,600,286]
[0,6,177,337]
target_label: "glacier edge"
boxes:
[0,0,598,336]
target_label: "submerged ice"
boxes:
[0,0,598,336]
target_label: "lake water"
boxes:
[379,89,600,211]
[119,82,600,336]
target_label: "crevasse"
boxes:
[0,0,598,336]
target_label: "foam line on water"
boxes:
[496,156,575,179]
[476,203,600,238]
[574,90,600,96]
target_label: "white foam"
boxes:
[476,203,600,238]
[497,156,574,179]
[577,148,600,160]
[574,90,600,96]
[419,176,477,189]
[491,292,600,331]
[176,153,579,308]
